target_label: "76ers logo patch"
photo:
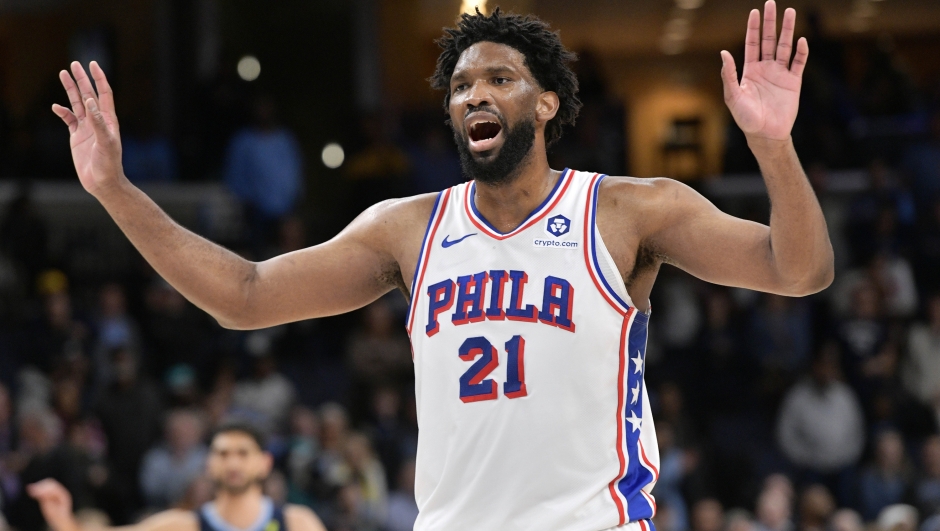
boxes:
[546,215,571,237]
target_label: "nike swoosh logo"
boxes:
[442,233,477,248]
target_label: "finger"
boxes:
[777,8,796,67]
[59,70,85,119]
[762,0,777,61]
[88,61,116,118]
[84,98,112,142]
[52,104,78,133]
[70,61,98,105]
[790,36,809,77]
[744,9,760,64]
[720,51,741,104]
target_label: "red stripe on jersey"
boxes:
[407,188,452,336]
[464,170,574,240]
[639,440,660,482]
[582,174,627,316]
[607,309,634,525]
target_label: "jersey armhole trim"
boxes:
[583,173,632,316]
[406,188,451,335]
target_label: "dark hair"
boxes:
[211,421,267,451]
[429,7,581,147]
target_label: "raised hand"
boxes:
[52,61,124,197]
[27,479,81,531]
[720,0,808,142]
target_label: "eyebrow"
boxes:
[451,65,518,83]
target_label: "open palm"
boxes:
[51,61,123,197]
[721,1,808,141]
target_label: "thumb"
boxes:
[720,50,741,105]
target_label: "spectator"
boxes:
[656,421,694,531]
[692,498,725,531]
[93,347,163,512]
[797,485,835,531]
[384,459,418,531]
[91,283,141,389]
[224,96,304,258]
[829,509,864,531]
[776,343,865,502]
[726,509,757,531]
[287,406,321,492]
[912,435,940,518]
[835,280,894,403]
[308,402,350,501]
[139,409,208,509]
[755,486,795,531]
[345,298,411,420]
[231,347,296,434]
[747,294,813,376]
[342,432,387,527]
[368,387,406,491]
[875,504,918,531]
[901,294,940,426]
[857,430,913,521]
[141,279,214,383]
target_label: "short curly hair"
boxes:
[429,7,582,148]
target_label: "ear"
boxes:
[535,91,560,123]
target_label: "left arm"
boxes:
[647,1,833,296]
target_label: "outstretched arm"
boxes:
[52,62,429,329]
[645,1,832,296]
[28,480,198,531]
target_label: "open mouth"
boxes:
[467,118,504,153]
[470,121,501,142]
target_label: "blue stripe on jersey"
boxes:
[469,168,570,236]
[406,190,445,331]
[588,175,631,313]
[619,310,655,522]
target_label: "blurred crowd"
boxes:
[0,13,939,531]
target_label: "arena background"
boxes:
[1,0,940,530]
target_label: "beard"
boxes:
[453,112,536,186]
[213,476,263,496]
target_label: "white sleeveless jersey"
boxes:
[406,169,659,531]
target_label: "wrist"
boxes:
[92,173,132,204]
[745,134,794,158]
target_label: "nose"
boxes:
[461,79,491,110]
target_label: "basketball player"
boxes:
[28,423,326,531]
[45,2,831,529]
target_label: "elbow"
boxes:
[214,263,263,330]
[781,254,835,297]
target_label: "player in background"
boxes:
[42,1,832,529]
[28,423,326,531]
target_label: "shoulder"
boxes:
[597,175,699,209]
[347,192,442,254]
[135,509,199,531]
[283,504,327,531]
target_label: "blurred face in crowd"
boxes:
[799,485,835,526]
[876,430,905,471]
[830,510,864,531]
[208,431,272,495]
[692,498,724,531]
[167,411,204,455]
[757,489,792,531]
[924,436,940,478]
[448,41,553,185]
[99,283,126,317]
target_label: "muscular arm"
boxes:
[617,1,832,297]
[639,139,833,296]
[52,61,433,330]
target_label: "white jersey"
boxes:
[406,169,659,531]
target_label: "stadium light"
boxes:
[460,0,487,16]
[237,55,261,81]
[322,143,345,169]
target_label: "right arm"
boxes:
[28,479,198,531]
[54,62,432,329]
